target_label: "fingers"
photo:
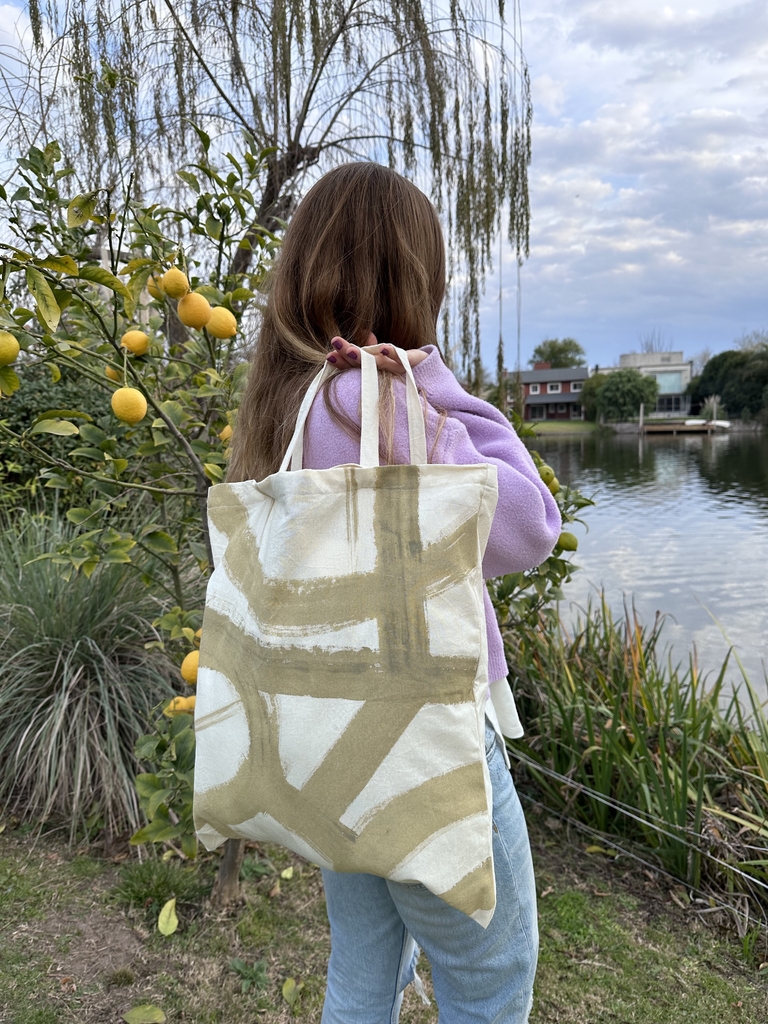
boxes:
[326,336,361,369]
[373,348,406,374]
[325,336,407,374]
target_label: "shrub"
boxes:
[0,513,175,838]
[596,368,658,421]
[579,372,609,421]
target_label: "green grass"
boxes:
[111,857,210,919]
[529,819,768,1022]
[529,420,598,435]
[0,823,765,1023]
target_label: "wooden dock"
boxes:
[642,422,723,435]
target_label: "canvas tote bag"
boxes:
[194,348,500,925]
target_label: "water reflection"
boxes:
[528,432,768,701]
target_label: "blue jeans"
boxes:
[321,721,539,1023]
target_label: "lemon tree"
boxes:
[0,134,277,867]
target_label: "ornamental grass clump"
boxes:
[504,597,768,916]
[0,513,175,840]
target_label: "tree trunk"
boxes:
[229,145,319,280]
[211,838,245,905]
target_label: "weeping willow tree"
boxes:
[4,0,531,379]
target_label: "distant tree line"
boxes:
[688,331,768,420]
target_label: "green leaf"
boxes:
[48,362,61,383]
[193,284,226,305]
[147,788,173,818]
[118,257,157,276]
[0,366,20,396]
[205,216,222,240]
[32,408,93,423]
[141,529,179,555]
[176,169,200,193]
[122,1005,166,1024]
[125,265,153,319]
[78,264,131,299]
[43,140,61,166]
[134,773,164,799]
[79,423,107,444]
[180,833,198,860]
[157,897,179,937]
[130,814,181,844]
[204,463,224,482]
[11,186,30,203]
[67,191,99,228]
[189,123,211,152]
[0,183,6,201]
[69,446,103,461]
[158,399,184,428]
[101,538,136,563]
[230,287,255,302]
[29,419,80,436]
[66,508,95,525]
[25,267,61,332]
[282,978,304,1007]
[39,254,78,276]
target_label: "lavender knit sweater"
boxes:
[302,345,562,684]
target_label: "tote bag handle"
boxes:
[279,346,428,472]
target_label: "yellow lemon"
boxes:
[206,306,237,339]
[558,531,578,552]
[0,331,20,366]
[162,267,190,298]
[147,274,164,300]
[163,695,196,718]
[548,477,561,496]
[538,464,555,486]
[105,365,121,381]
[218,423,233,443]
[180,650,199,685]
[120,329,149,356]
[111,387,147,425]
[177,291,212,329]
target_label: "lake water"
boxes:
[530,430,768,704]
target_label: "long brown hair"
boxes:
[227,162,446,482]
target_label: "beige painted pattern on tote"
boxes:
[194,462,499,923]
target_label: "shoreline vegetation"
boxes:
[530,419,763,437]
[505,599,768,950]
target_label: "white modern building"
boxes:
[595,351,694,417]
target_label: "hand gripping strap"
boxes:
[280,346,428,473]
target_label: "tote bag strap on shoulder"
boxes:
[279,345,428,472]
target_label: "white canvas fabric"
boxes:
[194,348,500,925]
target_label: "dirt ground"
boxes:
[1,806,766,1024]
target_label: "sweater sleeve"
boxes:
[413,347,562,578]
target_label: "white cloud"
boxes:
[486,0,768,369]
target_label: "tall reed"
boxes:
[506,598,768,914]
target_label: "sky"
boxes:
[482,0,768,372]
[2,1,766,374]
